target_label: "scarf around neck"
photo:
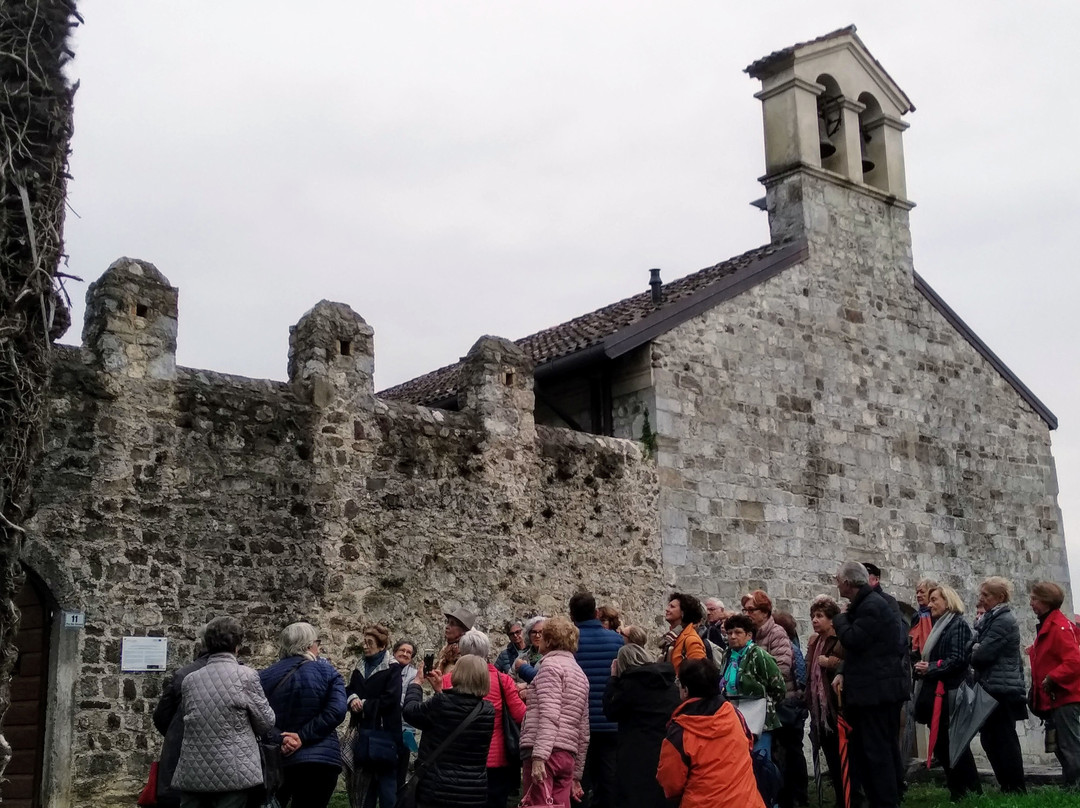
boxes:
[363,649,389,678]
[913,611,954,708]
[723,640,753,695]
[807,633,837,733]
[921,611,954,663]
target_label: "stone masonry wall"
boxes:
[649,171,1068,757]
[23,262,664,807]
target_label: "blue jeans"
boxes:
[363,768,397,808]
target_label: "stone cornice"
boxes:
[754,76,824,102]
[759,162,916,210]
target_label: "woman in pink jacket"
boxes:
[742,590,794,693]
[519,616,591,807]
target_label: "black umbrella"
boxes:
[948,680,997,767]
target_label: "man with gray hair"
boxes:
[832,562,908,808]
[702,598,729,651]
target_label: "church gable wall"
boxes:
[650,173,1066,627]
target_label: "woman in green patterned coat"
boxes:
[720,613,787,756]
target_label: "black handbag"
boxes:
[355,727,399,767]
[914,680,936,724]
[354,697,399,768]
[776,694,809,727]
[397,699,485,808]
[261,659,308,797]
[497,673,521,762]
[258,742,285,798]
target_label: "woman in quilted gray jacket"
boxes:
[173,616,278,808]
[970,577,1027,794]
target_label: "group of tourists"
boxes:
[149,563,1080,808]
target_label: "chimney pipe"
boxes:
[649,268,663,305]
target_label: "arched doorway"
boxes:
[7,572,52,808]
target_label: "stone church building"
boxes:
[7,26,1069,807]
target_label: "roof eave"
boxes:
[600,238,810,360]
[913,272,1057,430]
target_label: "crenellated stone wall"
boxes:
[25,260,664,806]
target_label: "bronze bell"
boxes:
[818,116,836,159]
[861,132,875,174]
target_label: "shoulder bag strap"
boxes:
[263,659,307,736]
[496,672,519,726]
[402,698,485,791]
[270,658,308,698]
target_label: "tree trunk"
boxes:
[0,0,78,782]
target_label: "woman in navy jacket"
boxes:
[970,577,1027,793]
[260,621,348,808]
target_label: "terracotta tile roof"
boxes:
[379,240,792,405]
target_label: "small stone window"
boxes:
[339,340,352,356]
[504,370,514,386]
[135,303,149,318]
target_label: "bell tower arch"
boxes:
[746,25,914,199]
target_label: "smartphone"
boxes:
[423,651,435,671]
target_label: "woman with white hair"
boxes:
[436,629,527,808]
[513,616,546,684]
[259,622,348,808]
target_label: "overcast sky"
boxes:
[61,2,1079,604]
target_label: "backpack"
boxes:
[752,747,782,806]
[792,643,807,690]
[697,627,724,664]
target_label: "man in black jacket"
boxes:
[864,562,905,626]
[832,561,908,808]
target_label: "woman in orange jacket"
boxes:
[656,659,766,808]
[661,592,707,674]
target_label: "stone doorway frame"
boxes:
[20,542,80,808]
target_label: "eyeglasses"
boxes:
[509,629,523,637]
[742,607,759,613]
[528,629,543,636]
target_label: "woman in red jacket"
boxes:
[1028,581,1080,788]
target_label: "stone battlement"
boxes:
[25,258,664,805]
